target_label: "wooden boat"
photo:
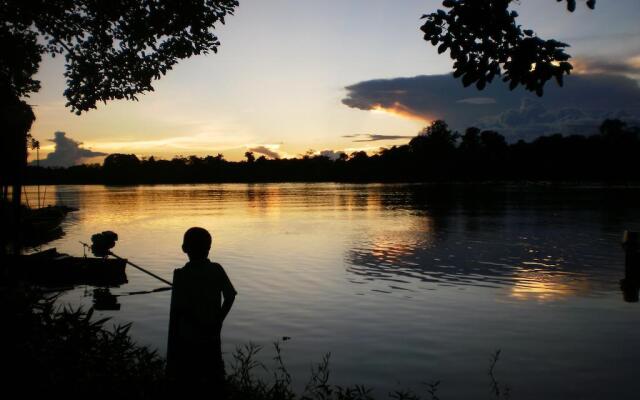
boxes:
[3,248,128,287]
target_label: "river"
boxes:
[25,183,640,399]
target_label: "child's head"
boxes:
[182,227,212,260]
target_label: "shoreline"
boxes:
[19,180,640,189]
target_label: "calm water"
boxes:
[26,183,640,399]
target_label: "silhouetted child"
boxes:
[167,227,237,391]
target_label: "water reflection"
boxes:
[345,185,639,301]
[92,288,121,310]
[26,184,640,303]
[509,269,592,301]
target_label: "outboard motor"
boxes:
[90,231,118,257]
[93,288,121,311]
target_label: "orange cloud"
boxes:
[370,102,431,123]
[571,55,640,77]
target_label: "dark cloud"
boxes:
[342,134,414,142]
[457,97,497,105]
[249,145,280,159]
[342,71,640,141]
[319,150,346,160]
[479,98,640,140]
[35,131,106,167]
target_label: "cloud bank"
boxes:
[249,145,281,159]
[36,131,107,167]
[342,66,640,141]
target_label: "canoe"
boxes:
[3,248,128,287]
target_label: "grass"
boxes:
[1,284,510,399]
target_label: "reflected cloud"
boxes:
[344,186,627,301]
[509,270,592,302]
[347,230,605,301]
[245,184,283,216]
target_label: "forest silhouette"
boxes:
[24,118,640,185]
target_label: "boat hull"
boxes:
[3,248,128,287]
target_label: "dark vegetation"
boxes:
[1,0,238,113]
[1,285,166,398]
[421,0,595,95]
[2,285,509,400]
[1,0,239,253]
[24,119,640,184]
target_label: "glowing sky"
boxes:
[27,0,640,162]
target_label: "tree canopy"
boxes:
[421,0,596,96]
[23,119,640,184]
[1,0,239,113]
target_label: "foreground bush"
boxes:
[1,285,509,399]
[1,285,166,397]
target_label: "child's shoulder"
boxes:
[172,265,186,278]
[173,260,224,278]
[208,260,226,273]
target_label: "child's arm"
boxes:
[220,290,235,323]
[218,266,237,324]
[166,269,182,372]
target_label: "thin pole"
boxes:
[109,251,174,286]
[22,186,30,208]
[120,286,172,296]
[36,147,40,208]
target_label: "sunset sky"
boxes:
[28,0,640,164]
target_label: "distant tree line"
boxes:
[24,119,640,184]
